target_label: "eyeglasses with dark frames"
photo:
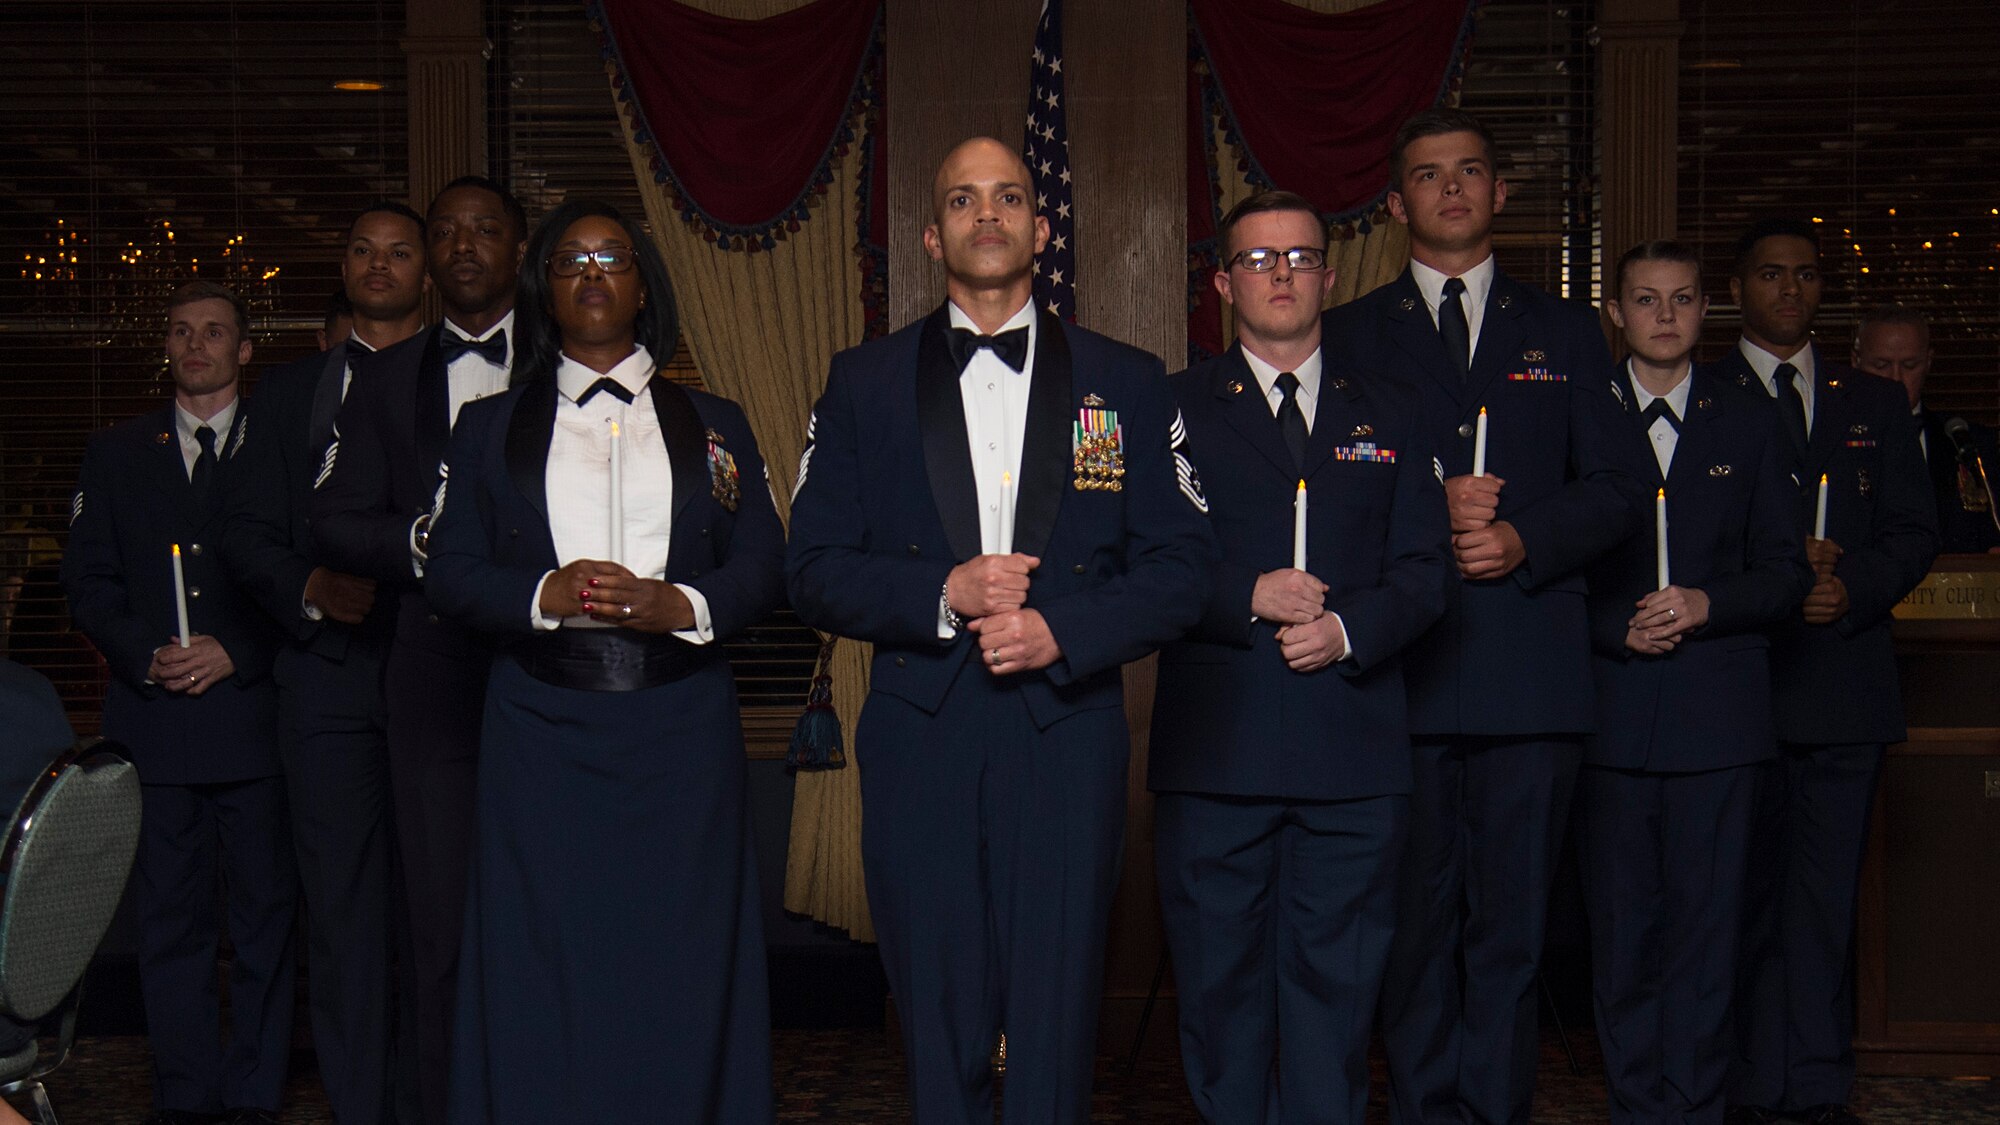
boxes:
[547,248,637,277]
[1227,246,1328,273]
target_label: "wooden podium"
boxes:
[1856,553,2000,1075]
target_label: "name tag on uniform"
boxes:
[1333,441,1397,464]
[1507,367,1567,382]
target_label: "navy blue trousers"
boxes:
[385,640,483,1125]
[274,641,403,1125]
[1730,742,1884,1112]
[136,776,297,1115]
[1155,792,1406,1125]
[1379,735,1581,1125]
[858,675,1129,1125]
[1579,763,1757,1125]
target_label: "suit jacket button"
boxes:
[690,570,700,577]
[427,614,440,625]
[894,656,906,667]
[908,544,920,555]
[509,528,520,537]
[189,543,203,556]
[188,586,202,599]
[1457,422,1474,438]
[1072,564,1085,575]
[700,528,710,537]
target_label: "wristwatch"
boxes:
[940,580,964,633]
[412,513,432,562]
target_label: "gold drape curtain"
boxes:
[602,0,875,941]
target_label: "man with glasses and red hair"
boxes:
[1150,189,1448,1124]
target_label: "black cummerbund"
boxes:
[510,628,718,692]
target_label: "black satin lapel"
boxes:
[504,375,557,523]
[415,328,452,473]
[1213,347,1297,481]
[1012,310,1072,558]
[915,309,982,561]
[1299,368,1364,481]
[308,343,348,455]
[648,376,707,528]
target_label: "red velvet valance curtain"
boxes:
[1188,0,1479,359]
[593,0,886,270]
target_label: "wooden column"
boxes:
[1597,0,1683,312]
[883,0,1187,1050]
[404,0,489,210]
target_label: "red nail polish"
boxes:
[588,578,600,587]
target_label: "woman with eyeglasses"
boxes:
[424,200,783,1124]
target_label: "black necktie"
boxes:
[1641,399,1680,433]
[1438,276,1471,384]
[946,326,1030,373]
[190,424,217,501]
[577,377,635,406]
[1774,361,1809,456]
[440,329,508,367]
[1275,371,1309,472]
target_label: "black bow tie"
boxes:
[946,325,1029,373]
[340,338,371,365]
[577,376,636,406]
[1641,399,1681,432]
[439,329,507,367]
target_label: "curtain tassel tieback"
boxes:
[786,633,847,772]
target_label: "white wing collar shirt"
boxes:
[934,299,1038,639]
[443,309,515,427]
[526,344,713,642]
[1409,254,1497,361]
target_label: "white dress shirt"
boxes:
[953,300,1038,553]
[339,334,377,400]
[443,310,515,427]
[526,346,712,643]
[936,300,1038,639]
[174,398,239,479]
[1410,254,1497,362]
[1738,336,1817,434]
[1627,359,1692,478]
[1241,345,1319,434]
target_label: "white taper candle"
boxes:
[608,419,624,565]
[1472,406,1489,477]
[171,543,192,647]
[998,471,1015,554]
[1293,479,1309,572]
[1655,488,1670,590]
[1813,473,1829,539]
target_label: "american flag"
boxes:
[1023,0,1074,321]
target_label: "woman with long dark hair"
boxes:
[425,200,782,1123]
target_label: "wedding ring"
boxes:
[622,604,632,617]
[988,649,1000,665]
[1667,607,1676,619]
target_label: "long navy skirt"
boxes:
[445,655,773,1124]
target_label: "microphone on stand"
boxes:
[1943,417,2000,535]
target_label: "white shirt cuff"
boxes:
[672,583,715,644]
[530,570,561,631]
[1332,612,1358,664]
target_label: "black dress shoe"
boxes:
[1724,1108,1782,1125]
[224,1110,282,1125]
[1801,1106,1865,1125]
